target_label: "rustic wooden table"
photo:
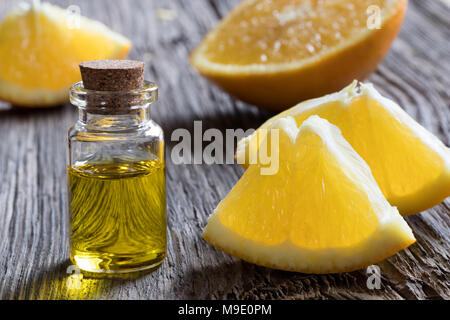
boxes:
[0,0,449,300]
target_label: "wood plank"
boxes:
[0,0,448,300]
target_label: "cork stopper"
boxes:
[77,60,150,114]
[79,60,145,91]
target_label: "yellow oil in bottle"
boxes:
[68,159,166,273]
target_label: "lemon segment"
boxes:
[237,82,450,215]
[0,2,131,106]
[191,0,407,109]
[204,116,415,274]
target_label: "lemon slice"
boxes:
[237,82,450,215]
[191,0,407,109]
[204,116,415,274]
[0,1,131,107]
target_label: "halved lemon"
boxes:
[191,0,407,110]
[204,116,415,273]
[0,1,131,107]
[237,82,450,215]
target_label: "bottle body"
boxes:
[68,82,166,273]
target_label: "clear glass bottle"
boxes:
[68,79,166,274]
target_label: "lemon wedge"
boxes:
[0,1,131,107]
[205,116,416,273]
[237,82,450,215]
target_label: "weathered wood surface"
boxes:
[0,0,449,300]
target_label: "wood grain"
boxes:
[0,0,448,300]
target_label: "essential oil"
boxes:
[68,159,166,273]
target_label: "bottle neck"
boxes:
[78,106,151,131]
[70,80,158,132]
